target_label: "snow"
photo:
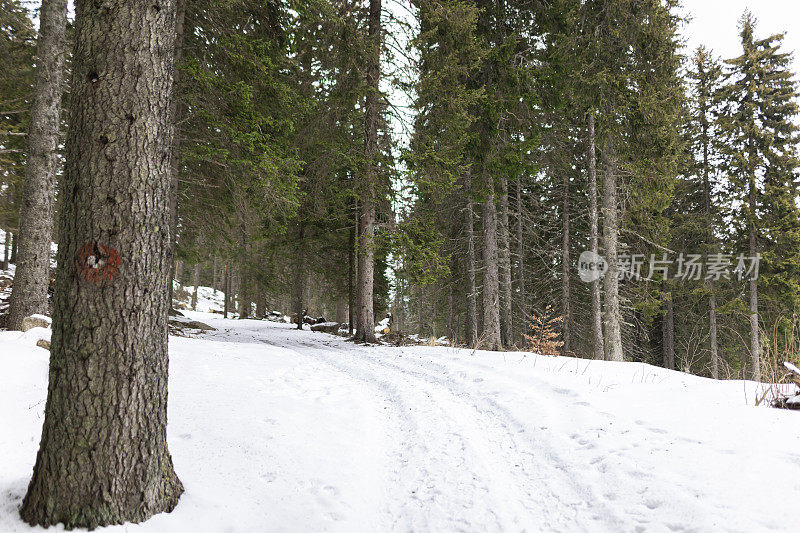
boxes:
[2,311,800,532]
[784,361,800,375]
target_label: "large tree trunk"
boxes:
[481,182,502,351]
[663,290,675,370]
[20,1,183,527]
[588,113,604,360]
[561,171,571,354]
[464,172,478,347]
[6,0,67,330]
[602,142,623,362]
[354,0,381,344]
[498,176,513,347]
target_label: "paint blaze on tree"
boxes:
[19,0,183,528]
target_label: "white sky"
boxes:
[680,0,800,74]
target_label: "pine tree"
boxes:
[718,11,800,380]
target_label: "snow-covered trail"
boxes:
[2,313,800,532]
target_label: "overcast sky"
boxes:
[680,0,800,74]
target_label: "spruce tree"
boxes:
[718,11,800,380]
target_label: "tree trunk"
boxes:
[498,176,513,347]
[588,113,604,360]
[10,232,17,263]
[256,290,266,319]
[336,296,347,325]
[212,254,220,294]
[223,263,230,318]
[20,1,183,527]
[348,211,355,334]
[236,212,249,319]
[175,259,184,288]
[2,231,9,271]
[464,172,478,347]
[561,171,571,354]
[700,106,719,379]
[166,0,186,312]
[6,0,67,330]
[602,141,623,362]
[515,175,526,343]
[354,0,381,344]
[663,290,674,370]
[749,178,760,381]
[191,263,200,310]
[481,182,502,351]
[294,223,305,330]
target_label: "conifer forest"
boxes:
[1,0,800,531]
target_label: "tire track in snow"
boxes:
[264,335,509,532]
[261,329,622,532]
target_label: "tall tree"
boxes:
[719,12,800,380]
[6,0,67,330]
[20,0,183,527]
[354,0,382,343]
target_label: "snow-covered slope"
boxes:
[2,312,799,532]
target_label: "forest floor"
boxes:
[2,300,800,531]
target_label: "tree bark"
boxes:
[498,176,513,347]
[481,181,502,351]
[561,171,571,354]
[464,172,478,347]
[20,1,183,527]
[354,0,381,344]
[602,141,623,362]
[588,113,604,360]
[6,0,67,330]
[191,262,200,310]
